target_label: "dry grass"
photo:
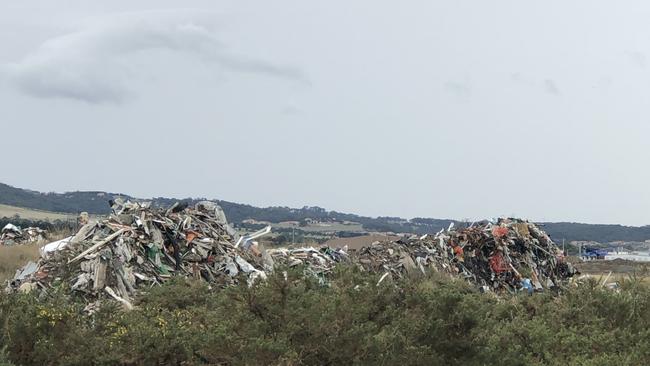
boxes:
[574,258,650,275]
[0,229,73,283]
[322,234,401,250]
[0,203,75,221]
[272,222,365,233]
[0,244,41,282]
[572,258,650,284]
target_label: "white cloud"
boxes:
[3,10,305,103]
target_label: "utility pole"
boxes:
[563,239,565,256]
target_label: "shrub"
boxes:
[0,267,649,365]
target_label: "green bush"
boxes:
[0,268,649,365]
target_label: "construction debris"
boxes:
[266,246,350,280]
[263,219,576,293]
[9,209,576,306]
[8,200,270,307]
[352,219,576,293]
[1,224,47,245]
[250,219,575,294]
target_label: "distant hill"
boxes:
[0,183,124,214]
[0,203,74,221]
[0,182,456,234]
[1,182,650,243]
[538,222,650,244]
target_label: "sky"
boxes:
[2,1,650,225]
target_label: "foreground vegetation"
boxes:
[1,268,649,365]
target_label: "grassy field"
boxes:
[0,230,72,282]
[0,244,40,282]
[272,221,365,233]
[573,257,650,284]
[0,204,77,283]
[0,204,75,221]
[575,257,650,274]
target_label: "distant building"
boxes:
[605,252,650,262]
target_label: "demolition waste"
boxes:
[1,224,47,246]
[8,200,576,307]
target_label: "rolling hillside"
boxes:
[0,204,75,221]
[2,182,650,242]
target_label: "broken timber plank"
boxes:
[68,229,126,264]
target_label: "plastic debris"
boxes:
[40,236,73,256]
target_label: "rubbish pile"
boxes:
[247,219,575,294]
[352,219,576,293]
[9,200,268,308]
[1,224,47,245]
[9,207,576,306]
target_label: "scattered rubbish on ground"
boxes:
[1,224,47,245]
[266,246,350,280]
[570,273,620,292]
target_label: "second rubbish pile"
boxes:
[1,224,47,245]
[353,219,576,293]
[262,219,575,294]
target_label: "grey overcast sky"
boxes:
[2,1,650,225]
